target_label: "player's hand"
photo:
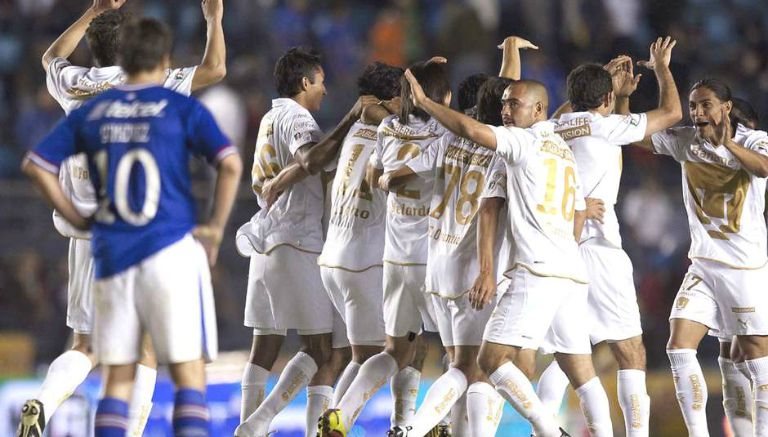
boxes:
[92,0,126,13]
[260,178,282,210]
[193,223,224,266]
[378,172,392,191]
[350,95,380,119]
[469,271,497,310]
[404,69,428,109]
[201,0,224,22]
[700,107,733,146]
[426,56,447,65]
[637,36,676,71]
[604,55,641,98]
[585,197,605,224]
[498,36,539,51]
[67,213,93,231]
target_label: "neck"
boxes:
[291,93,311,110]
[125,68,166,86]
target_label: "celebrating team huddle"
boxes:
[15,1,768,437]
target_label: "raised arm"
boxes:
[604,55,641,116]
[469,197,504,310]
[42,0,126,70]
[637,36,683,135]
[405,69,497,150]
[191,0,227,91]
[498,36,538,80]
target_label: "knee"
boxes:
[477,350,502,377]
[615,341,647,370]
[667,336,697,351]
[515,356,537,380]
[303,341,333,367]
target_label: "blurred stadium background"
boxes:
[1,0,767,435]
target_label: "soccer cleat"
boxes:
[425,424,451,437]
[16,399,45,437]
[317,409,346,437]
[559,428,572,437]
[386,426,412,437]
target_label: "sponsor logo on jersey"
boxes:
[87,99,168,120]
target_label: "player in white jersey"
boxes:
[631,77,768,436]
[403,72,617,437]
[533,37,683,437]
[17,1,227,436]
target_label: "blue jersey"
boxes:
[29,85,235,278]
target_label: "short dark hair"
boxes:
[357,62,403,100]
[118,18,173,75]
[476,77,513,125]
[567,63,612,112]
[86,10,130,67]
[731,97,759,129]
[458,73,489,113]
[400,60,451,123]
[274,47,323,98]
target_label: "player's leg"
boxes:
[126,334,158,437]
[608,336,651,437]
[167,359,210,436]
[738,334,768,435]
[536,359,569,423]
[554,354,612,437]
[306,315,350,437]
[333,345,383,406]
[717,338,753,436]
[391,335,427,428]
[95,364,137,437]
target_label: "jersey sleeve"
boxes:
[573,167,586,211]
[288,110,322,155]
[490,125,530,166]
[187,100,236,163]
[744,128,768,157]
[45,57,88,110]
[163,66,198,96]
[600,113,648,146]
[482,156,507,199]
[405,135,443,174]
[651,127,693,161]
[27,116,79,172]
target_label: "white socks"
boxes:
[574,377,613,437]
[37,350,93,424]
[336,352,398,430]
[305,385,333,437]
[241,362,269,422]
[450,392,468,436]
[126,364,157,436]
[489,362,560,437]
[390,366,421,427]
[536,360,570,421]
[718,357,753,436]
[747,356,768,436]
[617,369,650,437]
[238,351,318,436]
[467,382,504,437]
[333,362,360,407]
[409,367,467,436]
[668,349,709,437]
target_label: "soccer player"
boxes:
[632,77,768,436]
[402,71,618,437]
[534,37,682,437]
[23,16,242,437]
[18,0,227,435]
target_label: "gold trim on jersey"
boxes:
[317,262,383,273]
[383,260,427,267]
[381,126,439,141]
[426,289,470,300]
[684,162,750,240]
[690,256,768,271]
[503,263,589,284]
[66,84,115,100]
[352,128,378,141]
[253,243,322,256]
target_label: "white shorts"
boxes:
[321,266,385,347]
[432,293,493,347]
[670,259,768,337]
[93,235,218,365]
[245,245,333,334]
[67,238,95,334]
[383,263,438,338]
[580,240,643,344]
[483,268,591,355]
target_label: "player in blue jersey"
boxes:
[22,18,242,437]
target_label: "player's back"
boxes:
[319,121,386,271]
[553,111,647,247]
[246,98,325,254]
[491,121,587,283]
[375,114,444,265]
[51,86,233,278]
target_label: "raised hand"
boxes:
[605,56,642,97]
[404,69,427,108]
[497,36,539,51]
[426,56,447,65]
[201,0,224,22]
[637,36,677,71]
[350,95,380,119]
[92,0,126,13]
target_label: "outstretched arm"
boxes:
[637,36,683,135]
[405,69,497,150]
[498,36,538,80]
[42,0,126,70]
[191,0,227,91]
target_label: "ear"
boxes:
[604,91,614,109]
[301,76,311,92]
[723,100,733,115]
[534,101,544,117]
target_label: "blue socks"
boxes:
[173,389,210,436]
[95,397,129,437]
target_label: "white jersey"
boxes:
[237,98,325,255]
[553,112,648,247]
[318,121,386,271]
[652,124,768,268]
[481,156,515,283]
[406,133,497,297]
[372,114,445,264]
[45,57,197,239]
[490,121,588,283]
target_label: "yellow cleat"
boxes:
[16,400,45,437]
[317,409,347,437]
